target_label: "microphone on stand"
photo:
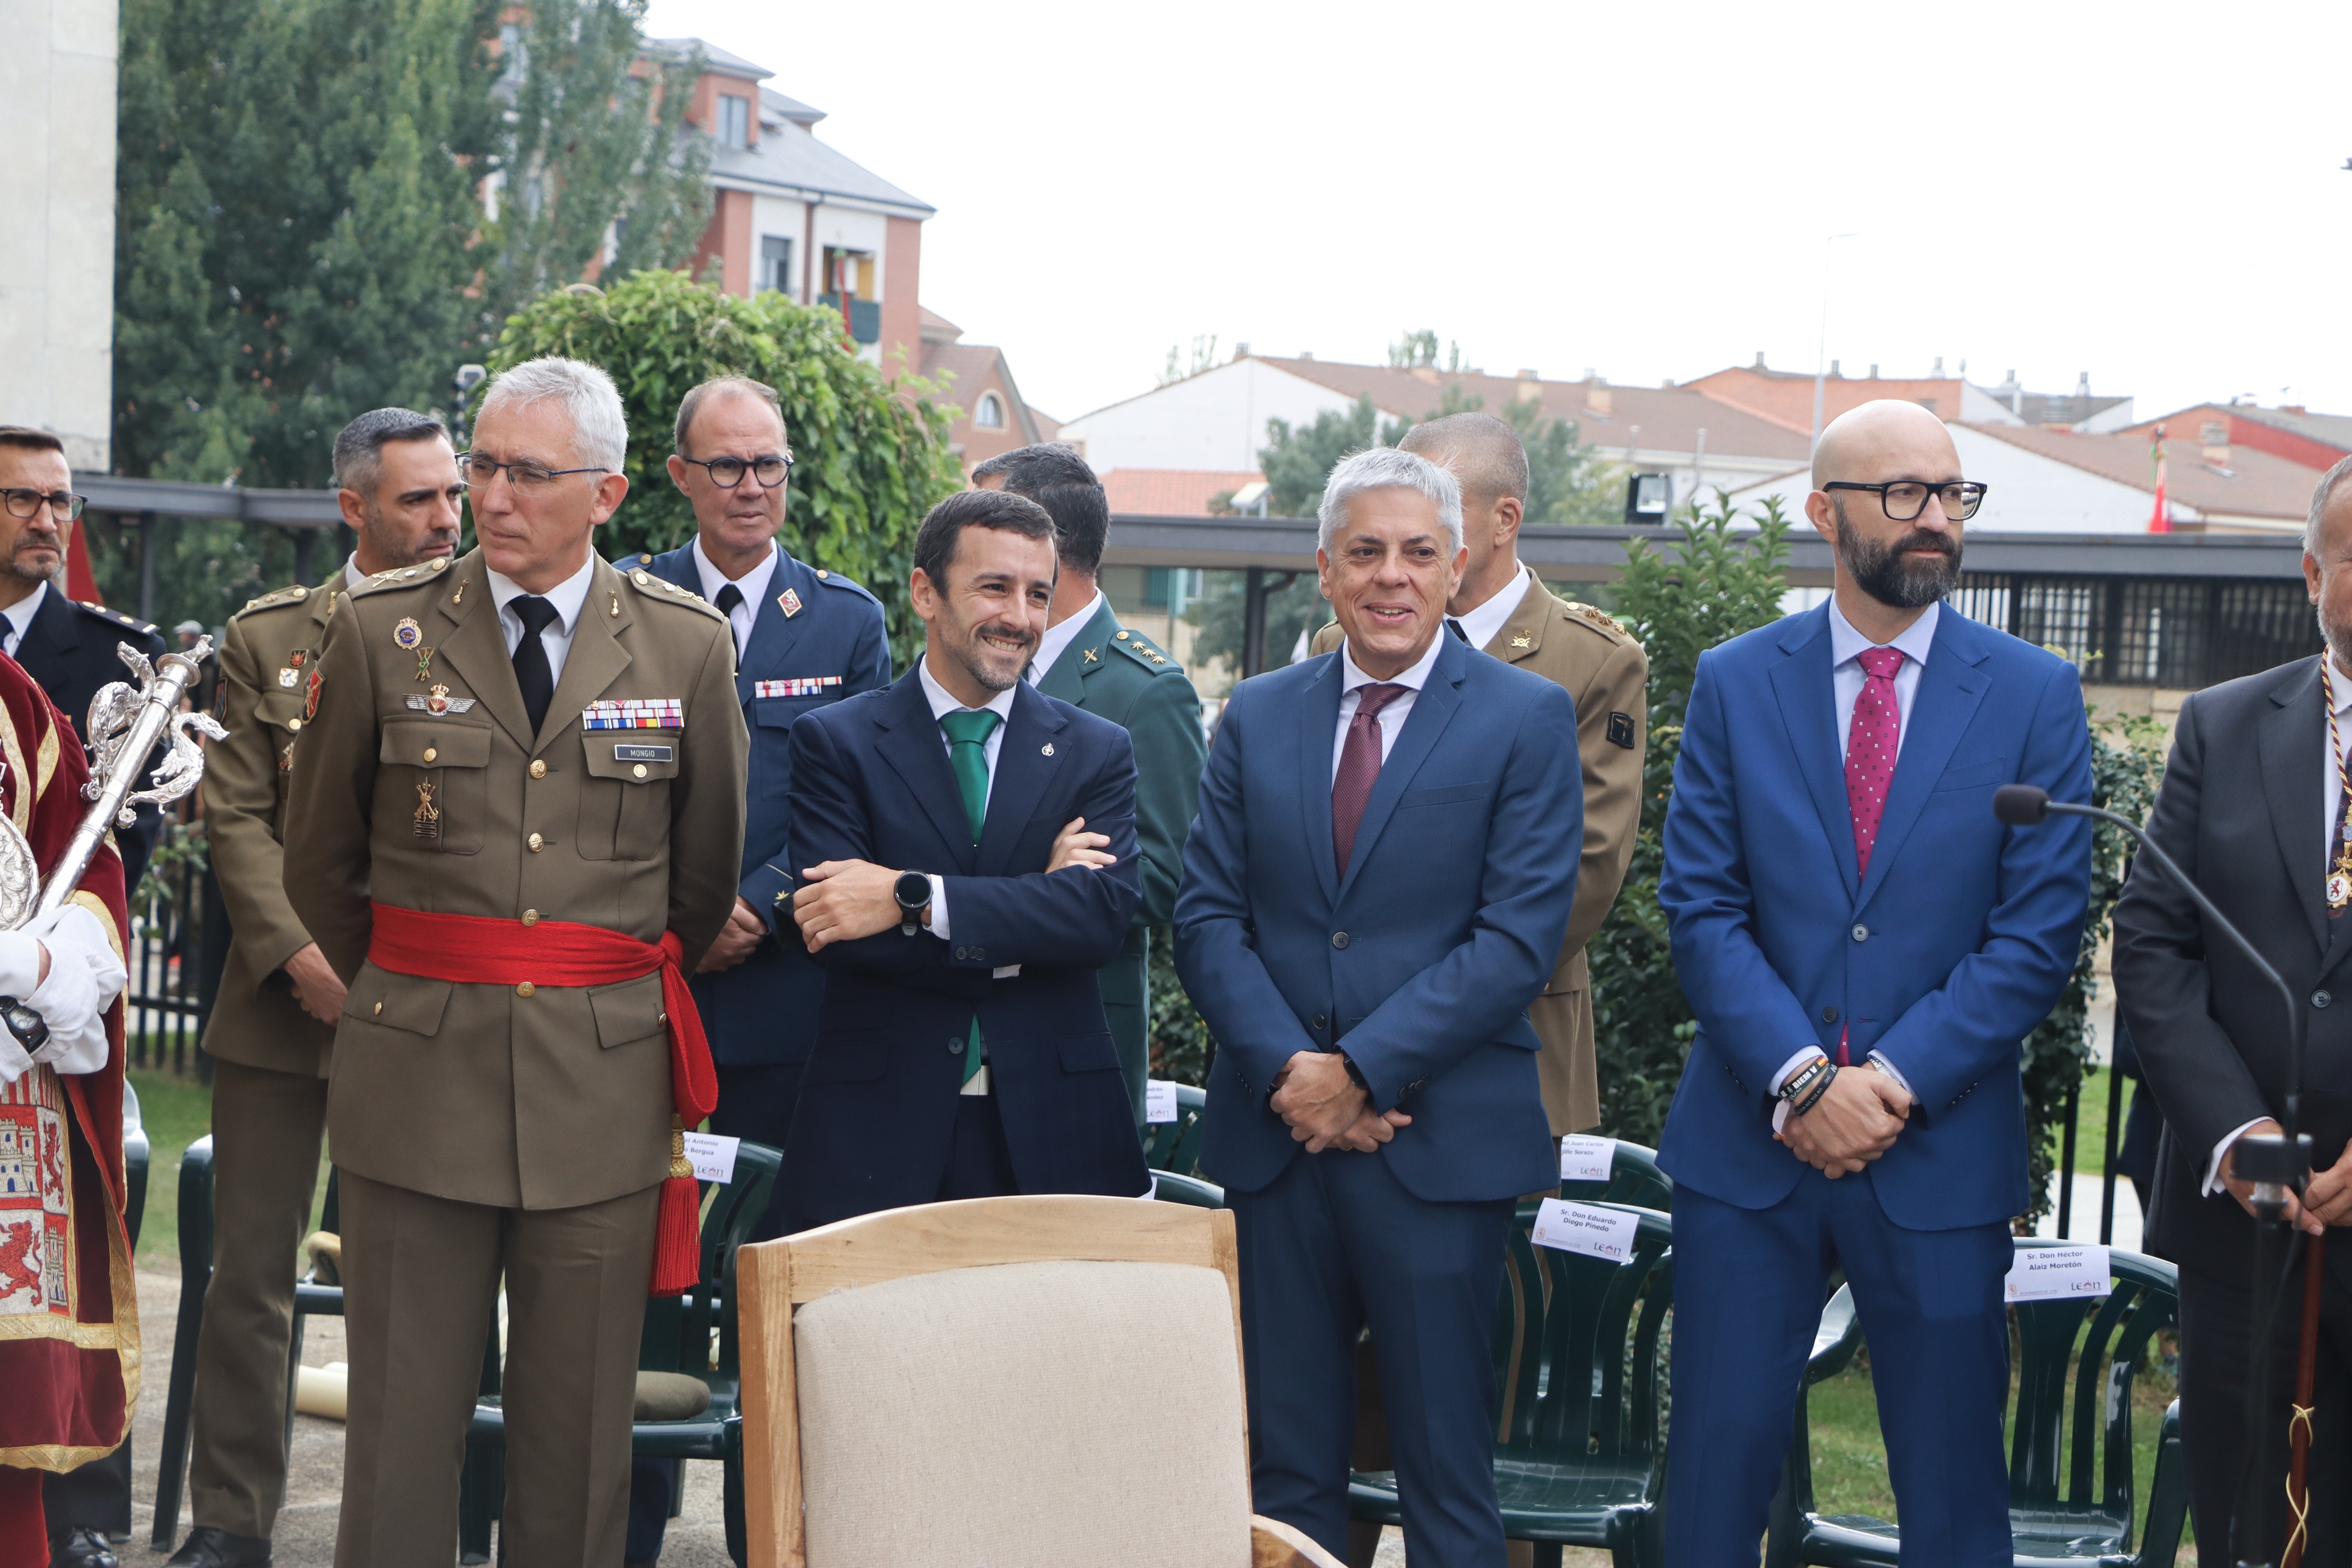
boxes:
[1994,782,2309,1568]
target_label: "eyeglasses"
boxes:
[1821,480,1987,523]
[0,488,85,523]
[454,453,608,490]
[677,454,794,489]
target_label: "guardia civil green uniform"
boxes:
[1034,597,1206,1126]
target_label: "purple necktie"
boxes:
[1840,647,1904,1065]
[1333,683,1408,876]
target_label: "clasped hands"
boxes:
[792,818,1115,953]
[1270,1050,1411,1154]
[2222,1118,2352,1236]
[1776,1063,1913,1178]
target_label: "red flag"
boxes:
[2149,423,2171,534]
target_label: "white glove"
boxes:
[0,905,127,1086]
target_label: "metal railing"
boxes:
[123,819,211,1077]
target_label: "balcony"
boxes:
[817,294,882,345]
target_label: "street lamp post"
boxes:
[1809,232,1860,453]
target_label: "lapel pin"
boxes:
[451,579,466,605]
[393,617,422,650]
[610,590,621,618]
[1082,648,1099,664]
[780,588,803,617]
[1511,633,1532,649]
[278,668,299,688]
[1042,742,1055,756]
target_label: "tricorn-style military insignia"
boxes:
[393,617,423,650]
[1607,711,1636,750]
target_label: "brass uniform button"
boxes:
[521,909,539,926]
[529,759,547,779]
[633,763,648,779]
[527,832,545,851]
[423,746,438,763]
[515,982,535,998]
[373,1001,382,1015]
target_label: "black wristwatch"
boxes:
[892,870,931,937]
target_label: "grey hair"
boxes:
[1316,446,1463,555]
[2308,454,2352,555]
[477,356,628,472]
[332,407,446,499]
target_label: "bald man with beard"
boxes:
[1655,401,2092,1564]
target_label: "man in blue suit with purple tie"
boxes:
[1177,446,1585,1565]
[1658,401,2093,1566]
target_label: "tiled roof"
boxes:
[1103,470,1265,517]
[1965,423,2318,521]
[1254,358,1810,461]
[705,94,933,216]
[919,306,964,343]
[2229,404,2352,453]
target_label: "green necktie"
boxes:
[938,708,1002,1084]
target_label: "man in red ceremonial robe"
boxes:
[0,642,135,1568]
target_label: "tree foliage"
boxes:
[1586,493,1795,1146]
[1183,570,1320,681]
[1257,395,1397,519]
[481,269,961,663]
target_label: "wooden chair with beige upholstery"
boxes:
[736,1193,1346,1568]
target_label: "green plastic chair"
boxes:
[1765,1241,2189,1568]
[1352,1202,1675,1567]
[460,1141,782,1566]
[1149,1169,1225,1209]
[1141,1082,1207,1176]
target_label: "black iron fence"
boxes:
[124,818,212,1077]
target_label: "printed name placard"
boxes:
[1559,1134,1617,1183]
[2004,1244,2111,1303]
[1145,1080,1181,1124]
[681,1132,740,1185]
[1531,1199,1640,1264]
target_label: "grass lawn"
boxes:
[127,1063,329,1268]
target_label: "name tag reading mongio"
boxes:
[614,744,674,763]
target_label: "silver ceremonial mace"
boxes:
[0,638,227,1047]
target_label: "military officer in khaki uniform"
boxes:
[282,358,746,1567]
[167,410,466,1568]
[1312,412,1646,1135]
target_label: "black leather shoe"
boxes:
[48,1529,119,1568]
[163,1528,272,1568]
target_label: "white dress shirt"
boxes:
[1029,589,1103,686]
[914,656,1020,1091]
[1446,563,1532,654]
[343,554,368,593]
[2201,652,2352,1194]
[1769,596,1942,1126]
[690,536,779,660]
[0,581,48,659]
[485,553,596,684]
[1331,629,1447,781]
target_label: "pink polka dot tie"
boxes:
[1840,646,1904,1066]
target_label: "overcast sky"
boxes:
[641,0,2352,432]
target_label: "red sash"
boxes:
[366,901,717,1295]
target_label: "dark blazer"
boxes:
[1174,632,1584,1203]
[1656,604,2093,1230]
[780,669,1148,1226]
[2113,655,2352,1284]
[11,587,168,890]
[629,544,891,1067]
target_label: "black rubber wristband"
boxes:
[1793,1062,1839,1117]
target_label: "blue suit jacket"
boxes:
[780,670,1149,1225]
[631,543,891,1066]
[1175,633,1584,1203]
[1656,603,2093,1230]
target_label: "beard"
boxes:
[2318,597,2352,676]
[1834,499,1961,610]
[944,615,1034,694]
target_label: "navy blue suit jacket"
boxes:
[780,669,1149,1225]
[632,544,890,1066]
[1175,633,1584,1203]
[1656,603,2093,1230]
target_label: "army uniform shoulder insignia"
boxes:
[809,568,881,608]
[1562,600,1632,641]
[232,581,317,620]
[625,567,726,621]
[350,566,436,599]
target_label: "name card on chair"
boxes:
[1559,1134,1616,1183]
[1145,1081,1180,1124]
[2004,1244,2111,1303]
[681,1132,740,1185]
[1531,1199,1639,1264]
